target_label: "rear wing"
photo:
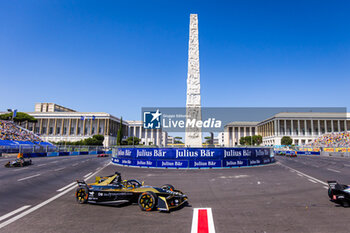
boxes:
[327,181,338,189]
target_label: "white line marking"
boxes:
[297,174,303,177]
[17,174,41,181]
[207,208,215,233]
[57,182,76,192]
[72,163,79,166]
[344,164,350,167]
[51,161,58,164]
[327,168,340,173]
[324,186,329,189]
[54,167,65,172]
[191,208,199,233]
[0,164,109,229]
[37,164,47,167]
[313,165,319,168]
[84,172,92,178]
[278,162,327,186]
[0,205,31,222]
[308,179,317,184]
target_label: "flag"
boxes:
[13,109,17,118]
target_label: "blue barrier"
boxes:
[112,148,274,169]
[274,150,320,156]
[47,152,59,157]
[21,150,111,157]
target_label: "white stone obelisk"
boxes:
[185,14,202,147]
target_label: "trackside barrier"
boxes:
[274,150,321,156]
[22,150,111,158]
[111,148,275,169]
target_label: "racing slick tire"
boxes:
[328,188,333,199]
[161,184,175,191]
[138,191,157,211]
[75,187,89,204]
[4,162,10,168]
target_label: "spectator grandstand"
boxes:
[0,120,42,142]
[310,131,350,147]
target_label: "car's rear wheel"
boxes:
[161,184,175,191]
[328,188,333,199]
[138,192,157,211]
[75,187,89,204]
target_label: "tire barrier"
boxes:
[112,148,275,169]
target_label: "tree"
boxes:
[126,136,140,145]
[54,134,104,146]
[174,136,183,144]
[0,112,37,123]
[116,117,123,146]
[239,137,247,145]
[204,136,211,144]
[281,136,293,146]
[252,135,262,145]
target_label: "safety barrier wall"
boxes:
[274,150,321,156]
[112,148,274,169]
[23,150,107,158]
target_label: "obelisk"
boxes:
[185,14,202,147]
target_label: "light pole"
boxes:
[7,109,17,122]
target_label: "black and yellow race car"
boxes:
[75,172,188,212]
[4,158,32,168]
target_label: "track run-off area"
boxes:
[1,155,350,232]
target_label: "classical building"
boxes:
[24,104,128,147]
[223,112,350,146]
[224,121,259,146]
[8,103,168,147]
[167,136,175,145]
[257,112,350,146]
[127,121,167,147]
[217,132,225,146]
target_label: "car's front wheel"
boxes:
[138,192,157,211]
[75,187,89,204]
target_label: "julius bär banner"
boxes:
[112,148,274,168]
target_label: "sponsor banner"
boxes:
[223,159,248,167]
[156,160,189,168]
[296,151,320,155]
[135,159,156,167]
[189,160,222,168]
[116,148,271,160]
[112,148,274,169]
[249,159,263,166]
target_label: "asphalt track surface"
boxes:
[1,155,350,233]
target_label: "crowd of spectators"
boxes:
[310,131,350,147]
[0,120,42,142]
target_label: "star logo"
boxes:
[143,109,162,129]
[150,109,162,122]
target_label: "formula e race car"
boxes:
[75,172,188,212]
[4,158,32,168]
[97,153,109,157]
[328,181,350,207]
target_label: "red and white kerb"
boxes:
[191,208,215,233]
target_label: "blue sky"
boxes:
[1,0,349,121]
